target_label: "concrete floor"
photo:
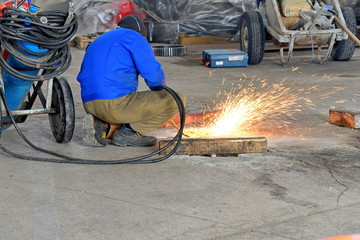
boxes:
[1,43,360,240]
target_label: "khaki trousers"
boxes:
[84,90,185,135]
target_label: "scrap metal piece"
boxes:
[329,108,360,129]
[152,45,187,56]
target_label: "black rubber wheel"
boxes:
[49,77,75,143]
[331,7,357,61]
[239,10,266,65]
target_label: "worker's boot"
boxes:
[93,116,112,146]
[112,124,156,147]
[82,114,111,147]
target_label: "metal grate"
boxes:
[152,45,187,56]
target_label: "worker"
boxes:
[77,15,185,147]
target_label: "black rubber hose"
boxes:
[16,0,26,8]
[0,85,185,164]
[0,7,78,81]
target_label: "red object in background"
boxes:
[158,110,222,129]
[0,1,29,18]
[113,1,146,24]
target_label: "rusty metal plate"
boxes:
[329,109,360,129]
[159,137,268,156]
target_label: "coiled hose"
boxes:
[0,7,78,81]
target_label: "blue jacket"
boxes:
[77,28,165,103]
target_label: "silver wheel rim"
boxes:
[241,22,249,52]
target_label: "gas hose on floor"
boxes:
[0,85,186,164]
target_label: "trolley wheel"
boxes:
[331,7,357,61]
[239,10,265,65]
[49,77,75,143]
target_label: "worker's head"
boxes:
[117,15,147,38]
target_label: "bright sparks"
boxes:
[187,76,315,138]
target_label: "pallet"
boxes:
[72,33,101,50]
[159,137,268,156]
[178,32,231,45]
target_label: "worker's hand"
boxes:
[150,85,164,91]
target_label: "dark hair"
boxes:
[117,15,147,38]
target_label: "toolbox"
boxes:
[202,49,248,68]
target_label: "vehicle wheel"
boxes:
[239,10,265,65]
[49,77,75,143]
[331,7,357,61]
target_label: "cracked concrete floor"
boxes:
[0,43,359,240]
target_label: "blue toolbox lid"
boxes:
[202,49,248,68]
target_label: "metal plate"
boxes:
[159,137,268,156]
